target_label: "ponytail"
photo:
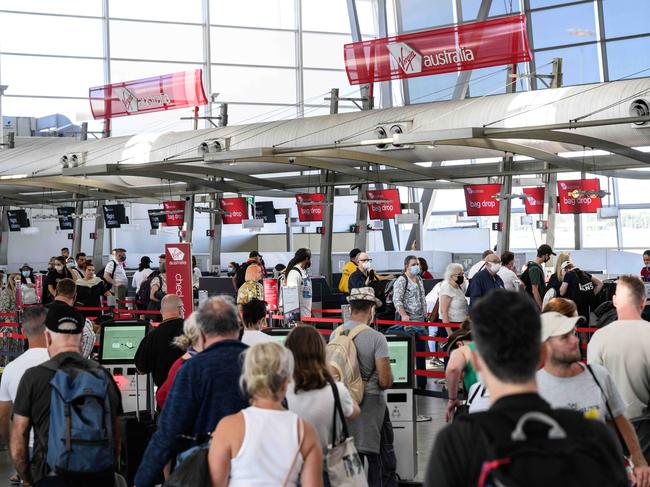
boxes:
[284,248,311,279]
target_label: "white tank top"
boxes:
[229,407,304,487]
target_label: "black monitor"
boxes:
[98,321,149,364]
[262,328,291,344]
[199,277,237,298]
[385,334,414,389]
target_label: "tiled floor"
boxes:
[0,395,448,486]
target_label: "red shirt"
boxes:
[155,355,186,410]
[421,271,434,279]
[642,267,650,282]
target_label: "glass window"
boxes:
[602,0,650,39]
[406,72,458,103]
[110,61,203,83]
[110,108,198,137]
[1,55,104,97]
[534,43,600,87]
[582,213,617,248]
[302,69,360,102]
[621,209,650,249]
[302,0,350,33]
[553,213,577,249]
[399,0,454,32]
[531,3,596,49]
[210,65,296,104]
[461,0,520,21]
[210,0,295,29]
[211,27,295,66]
[431,189,465,212]
[110,0,203,23]
[303,33,351,69]
[2,96,103,132]
[607,36,650,81]
[0,13,103,57]
[227,103,298,125]
[110,21,203,62]
[1,0,101,16]
[616,177,650,204]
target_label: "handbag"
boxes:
[282,418,305,487]
[326,381,368,487]
[164,442,211,487]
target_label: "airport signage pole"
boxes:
[165,242,193,316]
[208,193,222,274]
[92,200,105,266]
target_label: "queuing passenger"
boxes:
[425,290,628,486]
[104,248,128,307]
[418,257,433,279]
[19,264,38,305]
[273,263,286,279]
[589,275,650,462]
[208,342,323,486]
[148,254,167,315]
[543,296,579,316]
[538,311,650,485]
[521,244,555,309]
[68,252,86,280]
[46,256,73,299]
[497,251,522,292]
[156,312,204,411]
[467,252,505,307]
[235,251,263,290]
[134,296,248,487]
[192,255,201,291]
[60,247,70,261]
[0,273,19,315]
[236,264,264,312]
[134,294,185,388]
[467,249,495,279]
[284,248,314,319]
[240,298,274,346]
[547,251,571,297]
[348,252,376,291]
[642,250,650,282]
[75,262,111,316]
[331,287,392,485]
[339,248,362,293]
[560,262,603,322]
[132,256,153,294]
[0,270,5,290]
[50,279,95,358]
[227,261,239,277]
[438,263,469,325]
[0,307,48,485]
[10,305,123,487]
[285,325,359,471]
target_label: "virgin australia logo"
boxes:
[387,41,476,75]
[114,86,172,114]
[387,42,422,74]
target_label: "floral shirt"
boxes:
[393,275,427,321]
[237,280,264,305]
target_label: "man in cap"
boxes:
[537,311,650,486]
[523,244,556,309]
[330,287,393,485]
[10,304,123,487]
[234,250,263,290]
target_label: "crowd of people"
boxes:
[0,244,648,486]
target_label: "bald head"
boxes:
[161,294,183,320]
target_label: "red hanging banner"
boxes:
[163,201,185,227]
[366,189,401,219]
[557,179,602,214]
[165,243,193,316]
[464,184,501,216]
[220,197,248,224]
[296,193,325,222]
[89,69,208,119]
[263,278,279,311]
[344,15,531,85]
[522,187,545,215]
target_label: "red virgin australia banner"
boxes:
[557,179,602,214]
[89,69,207,119]
[220,197,248,224]
[367,189,401,219]
[163,201,185,227]
[464,184,501,216]
[522,187,545,215]
[344,15,531,85]
[296,193,325,222]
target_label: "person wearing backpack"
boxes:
[560,262,603,323]
[424,290,628,487]
[10,304,123,487]
[521,244,555,309]
[103,248,128,309]
[234,251,263,291]
[328,287,392,487]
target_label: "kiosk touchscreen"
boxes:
[262,328,291,345]
[386,335,413,389]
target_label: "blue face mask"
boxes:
[21,271,30,278]
[410,265,420,276]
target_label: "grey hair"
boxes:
[21,306,47,337]
[195,295,241,337]
[173,312,200,351]
[444,263,465,281]
[240,342,294,400]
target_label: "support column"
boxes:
[376,0,392,108]
[92,200,105,266]
[574,171,585,250]
[276,209,293,252]
[542,168,557,250]
[294,0,305,117]
[72,199,84,256]
[201,0,213,127]
[181,196,195,244]
[208,194,222,274]
[354,185,369,251]
[319,171,335,285]
[496,157,513,254]
[0,206,9,266]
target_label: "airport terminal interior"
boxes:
[1,0,650,486]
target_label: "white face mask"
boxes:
[54,265,64,272]
[489,262,502,274]
[363,261,374,272]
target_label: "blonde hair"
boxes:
[555,252,571,280]
[241,342,294,401]
[6,273,19,293]
[245,264,262,282]
[173,312,200,351]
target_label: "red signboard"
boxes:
[163,201,185,227]
[344,15,531,85]
[464,184,501,216]
[522,187,545,215]
[220,197,248,224]
[263,278,279,311]
[557,179,602,214]
[165,243,193,317]
[296,193,325,222]
[367,189,401,219]
[89,69,208,119]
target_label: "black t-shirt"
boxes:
[424,393,626,487]
[134,317,184,387]
[12,352,123,484]
[45,269,73,292]
[348,269,378,291]
[75,280,107,308]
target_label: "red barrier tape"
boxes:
[415,370,445,379]
[0,312,17,317]
[311,309,343,314]
[0,323,21,328]
[416,351,449,358]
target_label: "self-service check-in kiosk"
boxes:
[262,327,291,344]
[98,321,151,413]
[386,334,417,481]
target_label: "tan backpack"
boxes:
[326,324,370,404]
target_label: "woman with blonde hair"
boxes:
[548,252,571,295]
[209,342,323,486]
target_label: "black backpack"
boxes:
[234,261,252,290]
[463,409,629,487]
[565,270,595,310]
[97,261,117,291]
[520,261,546,298]
[136,271,160,309]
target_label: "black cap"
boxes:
[537,244,556,257]
[140,256,152,264]
[45,304,84,334]
[249,251,262,258]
